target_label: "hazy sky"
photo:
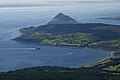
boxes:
[0,0,117,5]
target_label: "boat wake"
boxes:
[0,48,36,50]
[67,53,73,55]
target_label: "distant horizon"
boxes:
[0,0,119,7]
[0,0,118,5]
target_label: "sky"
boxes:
[0,0,118,5]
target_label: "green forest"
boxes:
[0,58,120,80]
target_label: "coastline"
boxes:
[14,37,113,54]
[14,23,120,58]
[11,22,120,73]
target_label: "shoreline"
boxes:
[14,39,113,54]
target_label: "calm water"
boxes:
[0,1,120,72]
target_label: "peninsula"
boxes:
[99,16,120,20]
[15,13,120,56]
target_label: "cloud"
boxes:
[0,0,42,4]
[0,0,117,5]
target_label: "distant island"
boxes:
[98,16,120,20]
[14,13,120,57]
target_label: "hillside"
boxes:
[88,58,120,73]
[0,58,120,80]
[15,23,120,53]
[18,23,120,40]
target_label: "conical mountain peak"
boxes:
[47,13,78,24]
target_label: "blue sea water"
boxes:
[0,1,119,72]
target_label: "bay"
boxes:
[0,1,119,72]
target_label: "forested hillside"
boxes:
[0,58,120,80]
